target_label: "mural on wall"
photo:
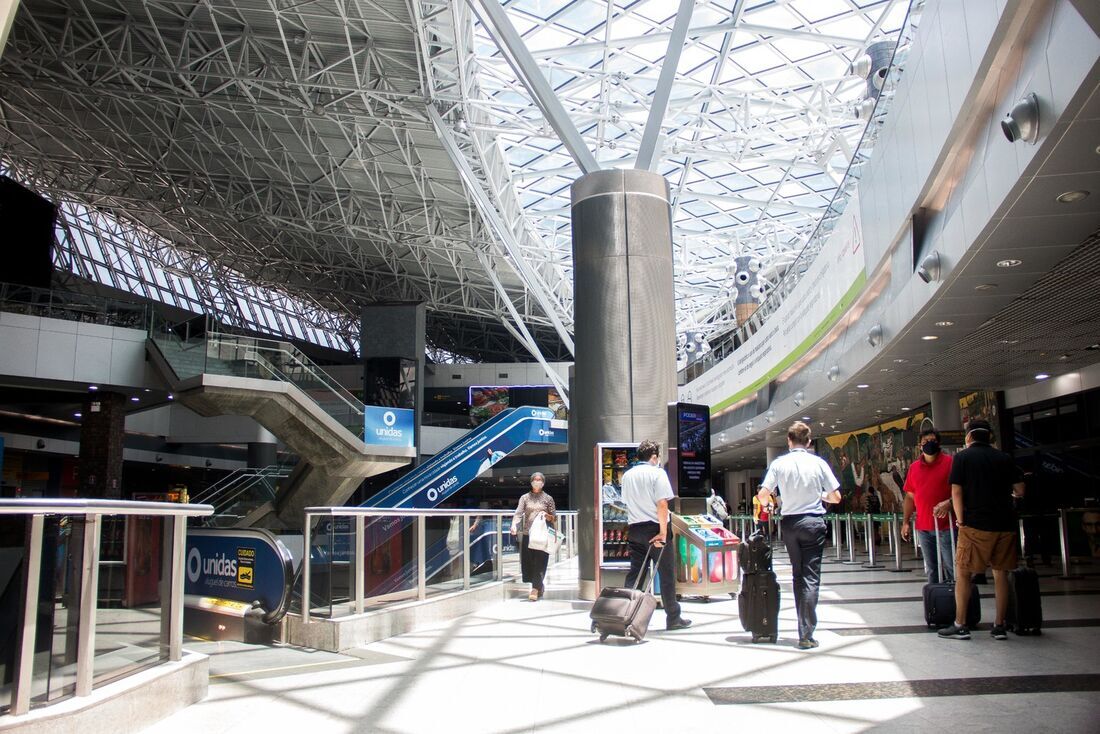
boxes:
[812,390,1002,514]
[817,412,928,514]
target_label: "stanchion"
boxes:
[1057,508,1083,579]
[833,515,843,560]
[888,514,908,572]
[863,514,884,569]
[842,514,860,565]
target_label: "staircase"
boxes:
[190,465,292,527]
[148,314,414,528]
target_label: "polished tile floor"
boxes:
[145,549,1100,734]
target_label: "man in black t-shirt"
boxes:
[938,420,1025,642]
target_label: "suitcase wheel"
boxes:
[701,596,710,603]
[590,620,598,633]
[729,593,737,599]
[599,632,609,642]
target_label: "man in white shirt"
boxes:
[621,440,691,630]
[759,422,841,649]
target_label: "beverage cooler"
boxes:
[595,442,639,577]
[670,513,740,601]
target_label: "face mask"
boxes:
[922,441,940,456]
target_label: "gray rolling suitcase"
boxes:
[590,545,663,643]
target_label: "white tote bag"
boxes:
[527,512,550,552]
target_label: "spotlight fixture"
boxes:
[827,365,840,382]
[1000,93,1039,143]
[36,439,46,449]
[996,259,1022,268]
[867,323,884,347]
[155,455,163,462]
[205,460,213,468]
[852,54,872,78]
[1056,190,1090,204]
[793,391,804,408]
[916,250,941,283]
[765,410,775,422]
[1035,373,1049,380]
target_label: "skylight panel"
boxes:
[744,4,803,29]
[817,15,874,38]
[729,44,786,75]
[791,0,854,24]
[524,25,578,53]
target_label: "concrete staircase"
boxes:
[147,331,413,529]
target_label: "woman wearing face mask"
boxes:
[511,472,556,601]
[901,428,956,583]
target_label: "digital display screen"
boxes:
[676,402,710,496]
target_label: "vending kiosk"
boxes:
[670,512,740,601]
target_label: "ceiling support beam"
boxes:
[428,104,576,361]
[636,0,696,172]
[467,0,600,175]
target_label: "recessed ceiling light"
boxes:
[922,335,939,340]
[74,412,82,418]
[88,385,99,391]
[999,339,1019,345]
[934,321,954,327]
[974,283,998,291]
[857,383,870,388]
[996,259,1022,268]
[1035,373,1050,380]
[130,397,140,402]
[802,416,812,421]
[901,407,910,411]
[880,368,890,372]
[1056,190,1090,203]
[893,358,908,363]
[1086,344,1100,351]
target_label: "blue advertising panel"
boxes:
[185,529,294,617]
[364,406,415,448]
[364,406,567,509]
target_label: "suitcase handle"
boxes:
[633,541,667,592]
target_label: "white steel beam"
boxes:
[467,0,600,174]
[636,0,696,172]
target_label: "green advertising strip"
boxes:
[711,270,868,415]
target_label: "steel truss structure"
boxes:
[0,0,907,367]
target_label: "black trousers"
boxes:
[624,521,682,623]
[781,514,827,641]
[519,535,549,590]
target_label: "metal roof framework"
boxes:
[0,0,908,367]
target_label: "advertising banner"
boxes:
[185,529,294,616]
[681,193,866,415]
[365,406,566,509]
[364,406,415,449]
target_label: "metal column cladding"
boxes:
[569,169,677,590]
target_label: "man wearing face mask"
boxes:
[901,428,954,582]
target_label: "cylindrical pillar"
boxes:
[766,445,783,465]
[930,390,962,432]
[570,169,677,599]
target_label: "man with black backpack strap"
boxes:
[758,422,842,649]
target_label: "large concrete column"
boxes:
[766,445,783,465]
[77,391,126,498]
[570,169,677,599]
[930,390,962,432]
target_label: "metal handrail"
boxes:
[0,500,211,716]
[0,498,213,516]
[300,508,578,623]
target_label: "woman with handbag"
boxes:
[511,472,556,601]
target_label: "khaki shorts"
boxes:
[955,526,1018,573]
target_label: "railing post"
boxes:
[462,515,471,590]
[1057,509,1080,579]
[833,515,842,559]
[165,515,186,661]
[12,514,44,715]
[302,513,312,623]
[495,516,504,582]
[355,515,365,615]
[417,515,427,600]
[76,514,102,697]
[843,514,858,564]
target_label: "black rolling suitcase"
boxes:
[923,523,980,628]
[738,570,780,642]
[737,531,780,642]
[1007,526,1042,635]
[590,545,662,643]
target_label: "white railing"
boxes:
[0,499,212,717]
[299,508,578,623]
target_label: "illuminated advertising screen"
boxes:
[674,402,710,497]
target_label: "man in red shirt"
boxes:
[901,428,954,582]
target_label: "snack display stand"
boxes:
[671,512,740,601]
[595,442,639,577]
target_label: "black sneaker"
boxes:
[991,625,1008,640]
[937,623,971,640]
[665,617,693,631]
